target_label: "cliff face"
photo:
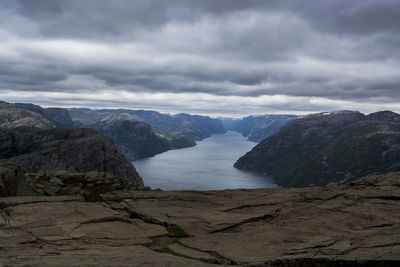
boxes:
[0,101,55,130]
[235,110,400,187]
[0,127,143,186]
[0,101,143,186]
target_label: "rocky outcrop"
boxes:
[0,171,399,266]
[0,101,55,129]
[235,110,400,187]
[0,162,33,197]
[0,127,143,186]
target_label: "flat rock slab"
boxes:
[1,172,400,266]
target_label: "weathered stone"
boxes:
[0,172,399,266]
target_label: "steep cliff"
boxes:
[0,127,143,186]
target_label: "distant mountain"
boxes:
[0,101,55,129]
[95,109,226,140]
[222,114,298,142]
[69,109,195,161]
[15,103,73,128]
[235,110,400,187]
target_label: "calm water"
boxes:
[134,131,277,190]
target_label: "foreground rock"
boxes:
[0,162,33,197]
[0,172,399,266]
[26,170,145,201]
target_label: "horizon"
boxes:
[1,0,399,115]
[6,99,398,120]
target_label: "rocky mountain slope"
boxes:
[0,127,143,186]
[0,101,143,186]
[15,103,74,128]
[74,108,226,141]
[0,101,55,129]
[70,110,195,161]
[235,110,400,187]
[0,171,399,266]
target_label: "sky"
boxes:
[0,0,399,117]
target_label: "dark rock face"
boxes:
[0,162,34,197]
[15,103,74,128]
[235,110,400,187]
[0,127,143,186]
[0,101,55,130]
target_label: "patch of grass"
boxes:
[166,225,190,238]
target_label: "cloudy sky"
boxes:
[0,0,399,117]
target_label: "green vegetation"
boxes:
[166,225,190,238]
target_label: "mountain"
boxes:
[0,127,143,186]
[15,103,74,128]
[0,101,143,186]
[235,110,400,187]
[69,109,195,161]
[0,101,55,129]
[222,114,298,142]
[93,109,227,140]
[236,114,298,142]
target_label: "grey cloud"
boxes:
[0,0,399,115]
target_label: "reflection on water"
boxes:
[134,131,277,190]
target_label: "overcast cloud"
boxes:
[0,0,399,116]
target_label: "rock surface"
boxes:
[0,127,143,186]
[26,170,145,201]
[235,110,400,187]
[0,101,55,130]
[15,103,74,128]
[0,172,399,266]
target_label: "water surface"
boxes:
[134,131,276,190]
